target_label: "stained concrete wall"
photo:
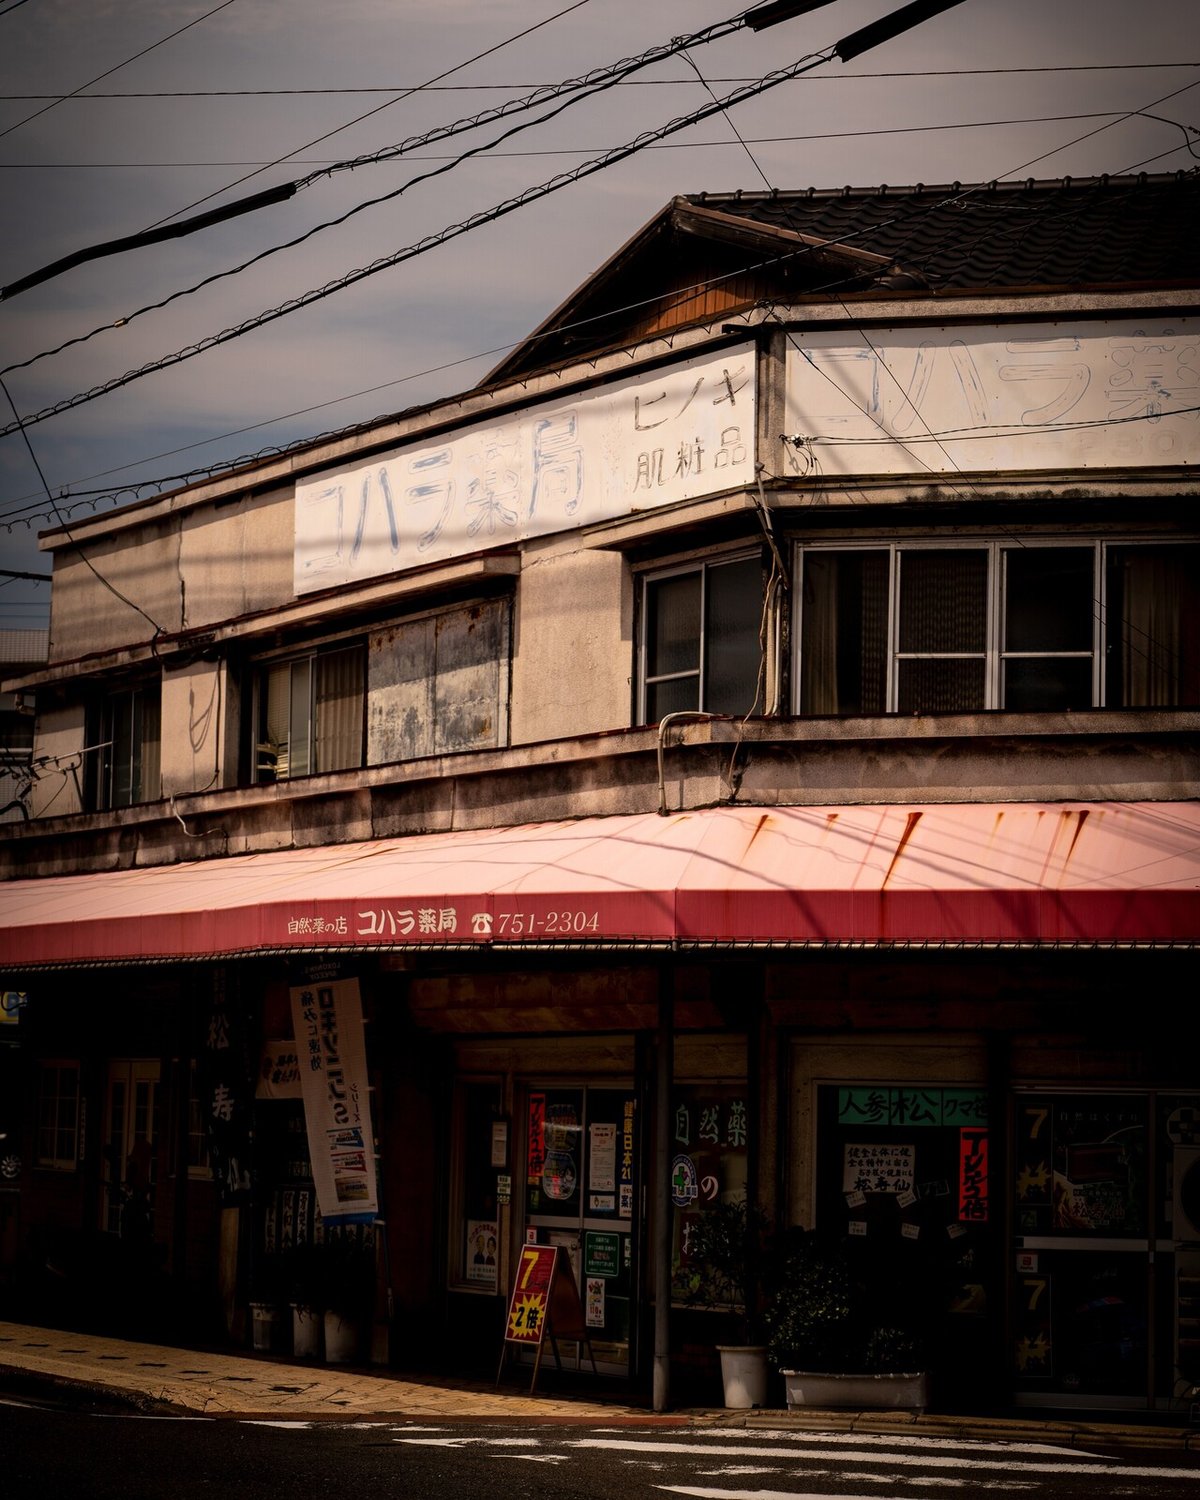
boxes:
[368,598,509,765]
[160,659,234,800]
[509,544,631,744]
[27,700,86,818]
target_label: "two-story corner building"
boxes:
[1,172,1198,1415]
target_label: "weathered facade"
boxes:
[2,174,1198,1415]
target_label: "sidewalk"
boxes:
[1,1320,1197,1453]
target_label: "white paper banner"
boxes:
[289,975,378,1222]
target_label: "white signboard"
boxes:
[289,975,379,1222]
[294,345,756,593]
[785,317,1198,475]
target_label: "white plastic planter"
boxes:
[291,1304,321,1359]
[717,1345,769,1409]
[323,1311,360,1364]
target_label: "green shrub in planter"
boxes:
[764,1229,925,1375]
[680,1198,774,1344]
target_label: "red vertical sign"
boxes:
[959,1126,989,1222]
[527,1093,546,1186]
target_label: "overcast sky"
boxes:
[1,0,1198,633]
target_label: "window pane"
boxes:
[139,691,161,803]
[315,647,364,772]
[110,694,134,808]
[899,550,987,654]
[705,556,763,715]
[646,574,701,679]
[646,676,699,721]
[288,658,312,778]
[800,550,889,715]
[1004,657,1093,711]
[1106,544,1200,707]
[1005,548,1093,653]
[898,658,985,714]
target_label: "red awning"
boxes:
[2,802,1198,968]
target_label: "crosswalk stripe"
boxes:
[570,1436,1200,1481]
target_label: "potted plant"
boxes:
[764,1229,929,1411]
[285,1240,324,1359]
[318,1227,376,1364]
[680,1197,774,1408]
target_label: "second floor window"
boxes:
[253,643,364,781]
[97,683,161,809]
[797,539,1199,716]
[639,554,763,722]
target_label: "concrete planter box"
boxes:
[782,1369,930,1411]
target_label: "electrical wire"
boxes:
[140,0,593,233]
[0,171,1194,530]
[0,44,842,441]
[2,62,1195,99]
[0,0,242,145]
[0,374,167,636]
[9,111,1185,172]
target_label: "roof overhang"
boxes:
[2,803,1197,971]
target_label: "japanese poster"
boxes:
[842,1143,916,1196]
[289,973,378,1222]
[255,1038,302,1099]
[465,1219,498,1288]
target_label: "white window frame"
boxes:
[793,535,1195,715]
[637,549,762,724]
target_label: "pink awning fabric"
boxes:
[2,802,1198,968]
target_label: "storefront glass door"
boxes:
[522,1085,638,1375]
[100,1059,160,1237]
[1011,1089,1200,1410]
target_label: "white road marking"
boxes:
[685,1429,1092,1459]
[246,1420,314,1429]
[489,1454,568,1463]
[572,1437,1200,1481]
[395,1436,541,1448]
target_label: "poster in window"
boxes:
[465,1218,498,1288]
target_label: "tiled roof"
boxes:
[685,172,1200,292]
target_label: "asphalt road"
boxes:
[3,1394,1200,1499]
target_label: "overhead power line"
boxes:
[8,111,1196,173]
[0,0,830,302]
[0,0,242,145]
[0,48,844,436]
[0,62,1192,100]
[0,0,971,431]
[0,172,1189,530]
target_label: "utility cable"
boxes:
[140,0,593,233]
[1,0,826,302]
[0,0,242,144]
[0,170,1193,528]
[0,45,848,439]
[2,62,1194,99]
[0,375,167,637]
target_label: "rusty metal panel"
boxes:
[367,598,509,765]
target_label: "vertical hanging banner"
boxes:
[289,972,378,1223]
